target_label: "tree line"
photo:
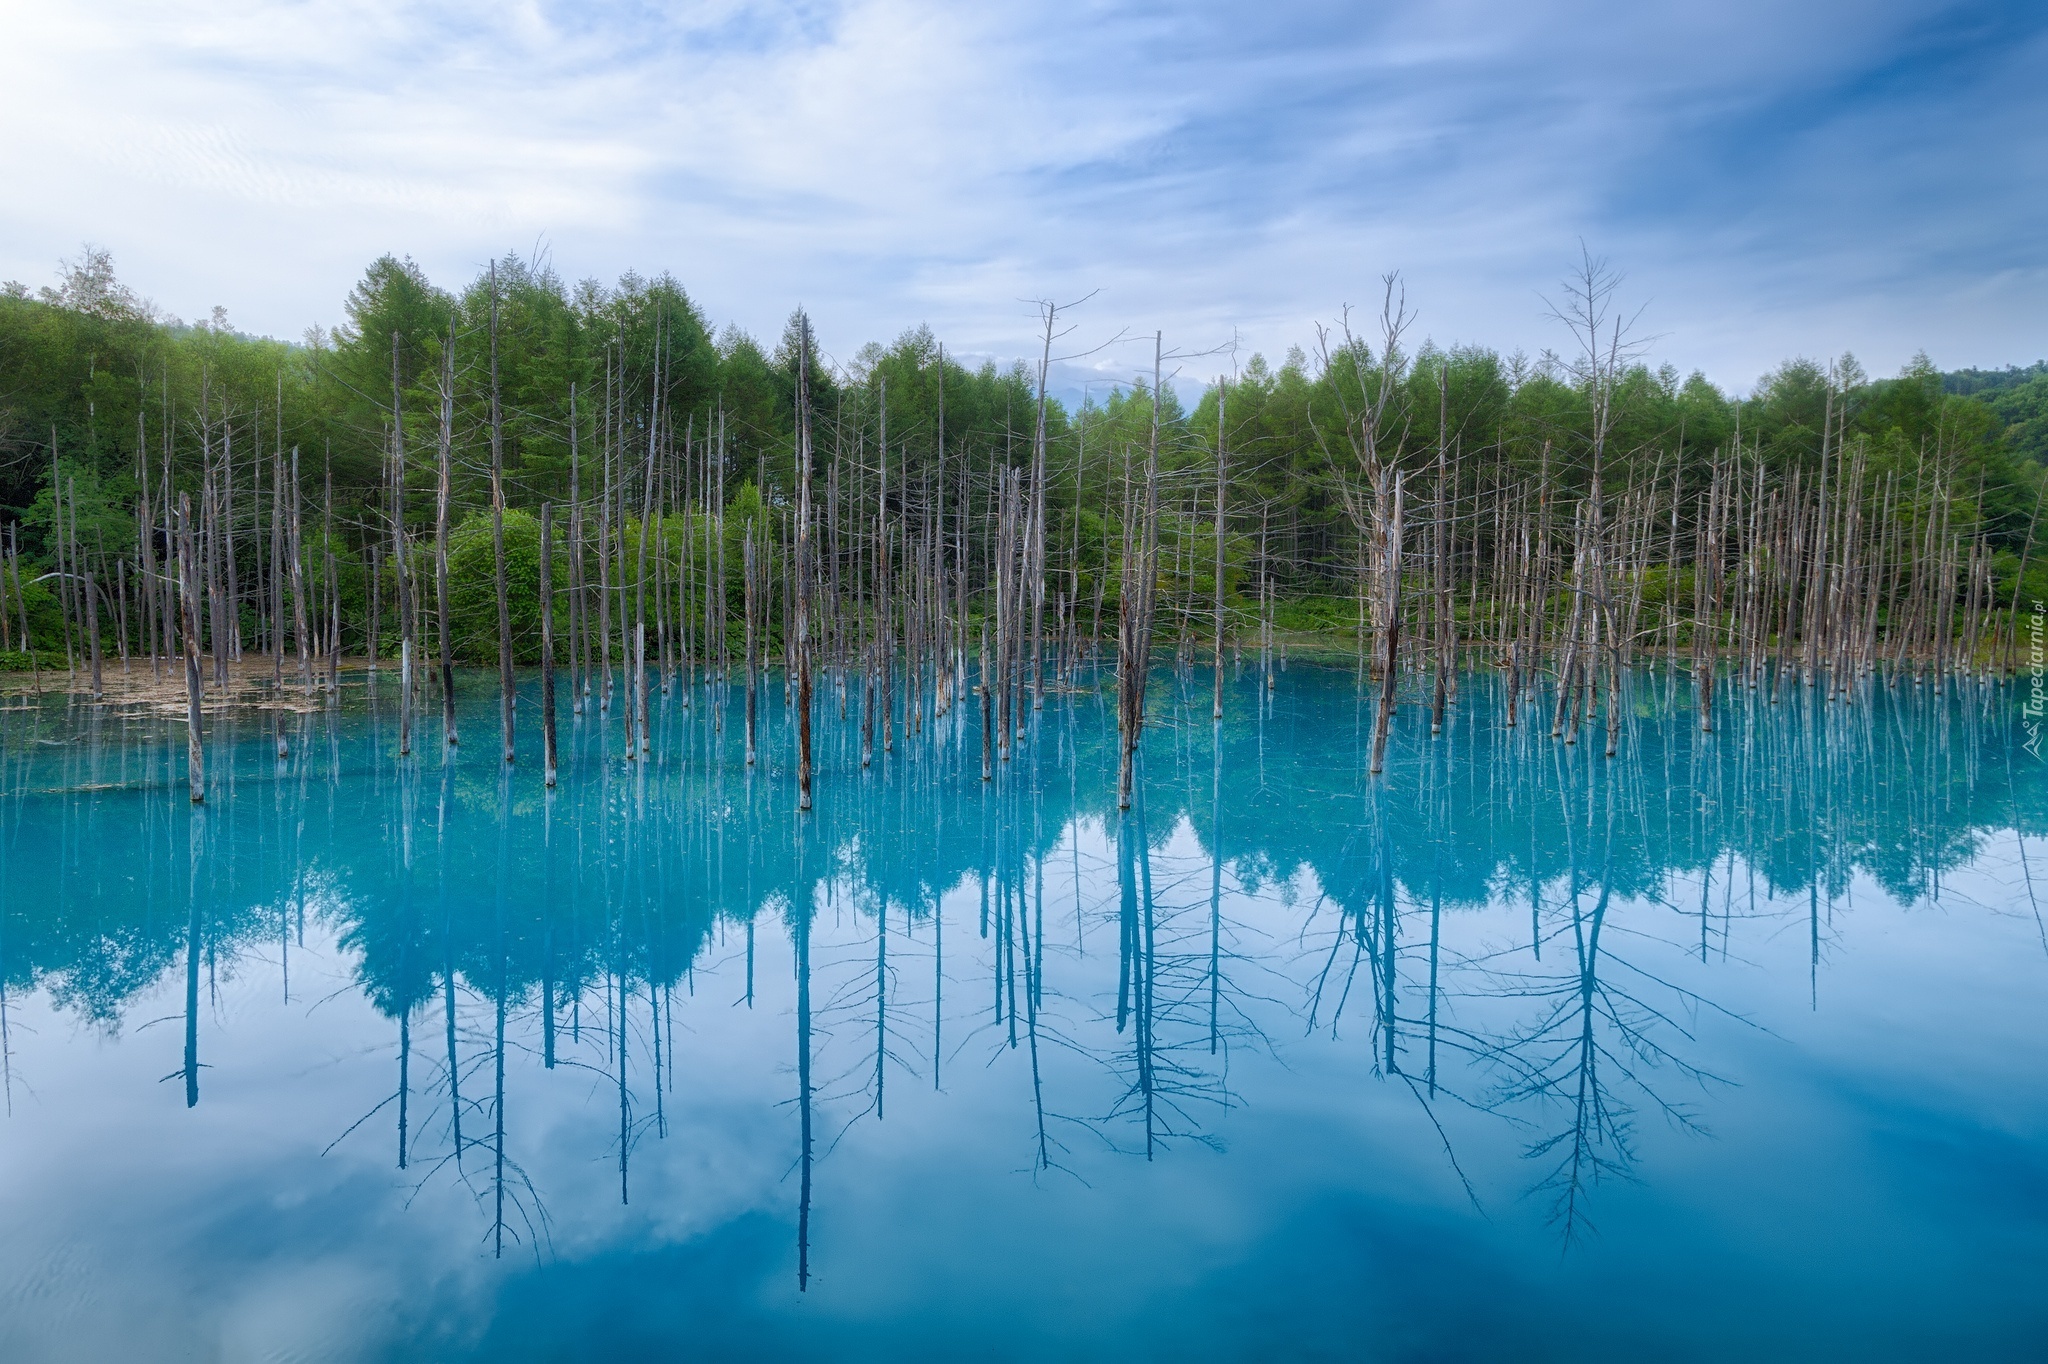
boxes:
[1,246,2042,794]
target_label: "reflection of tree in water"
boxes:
[1292,684,1930,1245]
[803,726,1071,1177]
[1466,759,1739,1246]
[979,753,1079,1176]
[791,879,815,1290]
[315,733,755,1262]
[0,669,2040,1268]
[811,836,934,1132]
[803,720,1268,1178]
[1104,784,1249,1160]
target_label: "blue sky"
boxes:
[2,0,2042,396]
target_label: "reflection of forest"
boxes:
[0,667,2037,1258]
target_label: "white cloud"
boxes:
[2,0,2040,388]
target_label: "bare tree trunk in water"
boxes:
[794,316,817,811]
[436,320,458,747]
[1370,472,1404,776]
[177,494,205,803]
[289,447,311,696]
[541,502,558,786]
[490,266,515,763]
[1117,334,1165,810]
[1213,377,1227,720]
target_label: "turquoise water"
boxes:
[0,665,2043,1361]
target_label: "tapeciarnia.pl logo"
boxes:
[2025,600,2045,761]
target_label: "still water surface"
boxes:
[0,667,2043,1361]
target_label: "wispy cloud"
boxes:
[2,1,2040,390]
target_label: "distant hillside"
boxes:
[1944,361,2048,395]
[1947,362,2048,468]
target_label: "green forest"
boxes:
[0,247,2042,669]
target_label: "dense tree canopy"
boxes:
[1,247,2041,658]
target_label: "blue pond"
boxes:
[0,664,2043,1361]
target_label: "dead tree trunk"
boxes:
[795,317,817,811]
[436,320,458,746]
[177,494,205,803]
[490,267,516,763]
[541,502,558,786]
[1369,472,1404,776]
